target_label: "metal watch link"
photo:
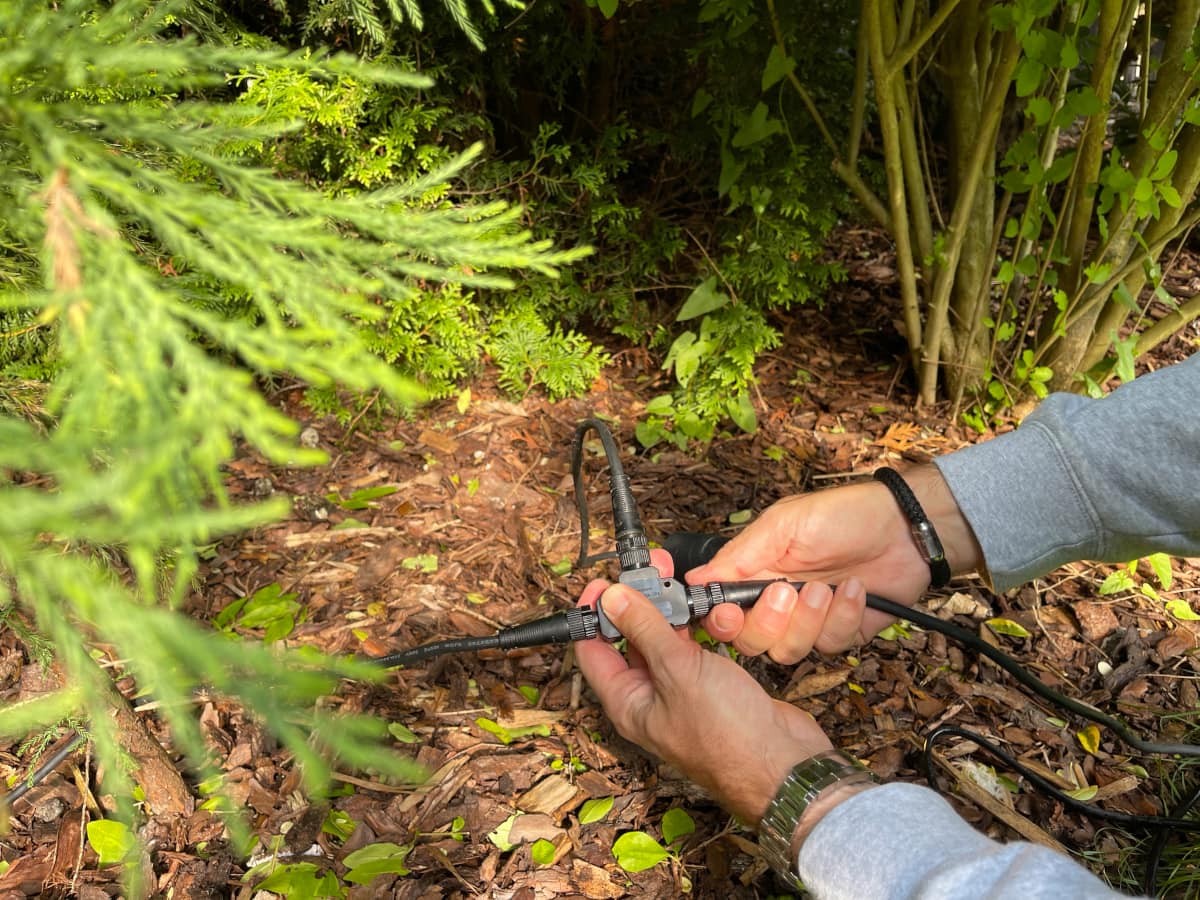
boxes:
[757,749,879,889]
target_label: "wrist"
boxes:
[886,465,983,576]
[757,749,879,889]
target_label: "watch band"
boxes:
[873,467,952,588]
[758,749,878,889]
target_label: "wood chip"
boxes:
[1071,601,1121,642]
[570,858,626,899]
[517,775,584,819]
[784,668,850,701]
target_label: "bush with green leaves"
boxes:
[0,0,580,872]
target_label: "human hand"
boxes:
[687,466,981,663]
[574,550,833,825]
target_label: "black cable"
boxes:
[865,593,1200,758]
[923,725,1200,832]
[570,418,650,573]
[6,732,85,804]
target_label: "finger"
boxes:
[768,581,833,665]
[578,577,609,609]
[730,581,798,658]
[649,547,674,578]
[597,583,691,672]
[814,576,868,654]
[702,602,746,643]
[686,499,798,583]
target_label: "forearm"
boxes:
[933,355,1200,591]
[796,783,1133,899]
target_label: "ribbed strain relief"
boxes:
[496,613,574,650]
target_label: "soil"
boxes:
[1,236,1199,899]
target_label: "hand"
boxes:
[574,550,832,825]
[687,466,982,664]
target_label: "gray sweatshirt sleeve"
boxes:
[798,783,1135,899]
[933,355,1200,591]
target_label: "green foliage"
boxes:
[214,582,304,643]
[612,807,696,876]
[789,0,1200,409]
[488,299,611,401]
[0,0,579,867]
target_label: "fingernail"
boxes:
[843,576,865,601]
[804,582,832,609]
[601,589,630,619]
[767,586,794,613]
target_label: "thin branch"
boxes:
[884,0,968,81]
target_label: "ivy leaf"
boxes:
[661,807,695,846]
[579,796,614,824]
[88,819,135,865]
[612,831,669,872]
[761,45,796,91]
[677,277,730,321]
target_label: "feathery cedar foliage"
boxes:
[0,0,582,831]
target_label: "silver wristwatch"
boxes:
[758,749,879,889]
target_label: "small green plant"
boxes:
[324,485,398,510]
[487,300,611,401]
[243,859,347,898]
[612,807,695,878]
[213,583,304,644]
[1099,554,1198,623]
[579,795,614,824]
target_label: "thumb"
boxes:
[598,584,687,669]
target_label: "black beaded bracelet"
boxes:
[873,467,951,589]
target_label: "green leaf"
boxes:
[691,88,713,118]
[731,103,782,147]
[596,0,618,17]
[388,722,421,743]
[401,554,438,573]
[1110,331,1137,383]
[661,807,695,846]
[1015,58,1043,97]
[1158,183,1182,208]
[984,618,1031,639]
[1099,568,1136,595]
[546,558,573,576]
[761,45,796,91]
[612,831,670,872]
[677,277,730,321]
[1026,96,1052,126]
[1151,149,1178,181]
[579,796,614,824]
[1165,599,1200,621]
[1065,785,1098,801]
[531,838,557,865]
[726,392,757,434]
[518,685,540,705]
[343,841,413,884]
[1146,553,1174,590]
[488,813,521,851]
[88,819,135,865]
[475,717,552,745]
[728,509,752,525]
